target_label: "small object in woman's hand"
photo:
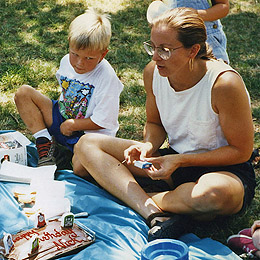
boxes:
[134,161,152,169]
[118,159,126,166]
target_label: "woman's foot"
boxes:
[146,212,190,242]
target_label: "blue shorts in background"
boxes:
[48,100,84,152]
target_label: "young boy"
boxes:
[14,8,123,167]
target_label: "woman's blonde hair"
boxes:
[151,7,215,60]
[68,7,111,51]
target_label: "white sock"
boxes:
[33,129,52,141]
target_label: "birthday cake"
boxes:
[1,219,95,260]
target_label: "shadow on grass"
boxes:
[0,102,23,130]
[0,0,151,85]
[0,0,152,138]
[0,1,84,86]
[222,11,260,100]
[0,0,151,137]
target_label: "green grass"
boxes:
[0,0,260,255]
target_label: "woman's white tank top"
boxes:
[152,59,249,154]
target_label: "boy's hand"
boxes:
[251,220,260,235]
[60,119,75,136]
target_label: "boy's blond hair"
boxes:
[68,8,111,51]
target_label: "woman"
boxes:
[73,7,256,241]
[148,0,230,63]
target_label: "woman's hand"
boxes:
[145,154,181,180]
[123,142,153,164]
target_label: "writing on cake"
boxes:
[13,228,85,250]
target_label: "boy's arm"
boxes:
[197,0,229,21]
[60,118,103,136]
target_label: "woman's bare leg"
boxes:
[74,133,163,219]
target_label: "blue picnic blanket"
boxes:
[0,131,241,259]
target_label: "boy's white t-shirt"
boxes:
[56,54,123,137]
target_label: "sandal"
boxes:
[146,212,190,242]
[146,212,172,228]
[250,148,260,168]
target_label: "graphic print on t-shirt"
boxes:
[58,76,95,119]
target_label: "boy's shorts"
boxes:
[136,147,256,215]
[48,100,84,152]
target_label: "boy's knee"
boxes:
[14,85,32,102]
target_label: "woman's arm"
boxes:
[178,70,254,168]
[145,70,253,180]
[122,61,167,164]
[143,61,167,155]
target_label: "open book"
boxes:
[0,161,56,183]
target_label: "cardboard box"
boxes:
[0,131,31,166]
